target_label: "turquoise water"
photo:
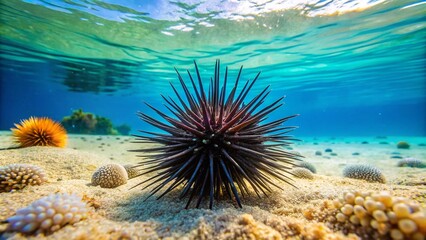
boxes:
[0,0,425,136]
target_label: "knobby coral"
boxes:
[291,167,314,179]
[397,158,426,168]
[343,164,386,183]
[304,191,426,240]
[0,164,48,192]
[297,161,317,173]
[123,164,140,179]
[91,164,128,188]
[6,193,88,235]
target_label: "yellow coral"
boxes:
[305,191,426,239]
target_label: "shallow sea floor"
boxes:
[0,131,425,239]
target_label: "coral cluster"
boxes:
[61,109,130,135]
[298,161,317,173]
[304,191,426,240]
[396,141,410,149]
[343,164,385,183]
[115,124,131,136]
[397,158,426,168]
[291,167,314,179]
[11,117,67,148]
[124,164,140,179]
[6,193,88,234]
[0,164,48,193]
[91,164,128,188]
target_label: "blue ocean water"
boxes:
[0,0,425,136]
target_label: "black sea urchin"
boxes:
[132,60,300,209]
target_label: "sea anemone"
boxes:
[0,163,48,193]
[343,164,386,183]
[11,117,67,148]
[6,193,88,234]
[132,60,299,209]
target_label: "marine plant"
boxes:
[343,164,386,183]
[11,117,67,148]
[94,116,116,135]
[115,124,131,135]
[61,109,130,135]
[304,191,426,239]
[91,164,128,188]
[132,60,300,209]
[6,193,88,234]
[0,163,48,192]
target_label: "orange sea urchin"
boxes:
[11,117,67,148]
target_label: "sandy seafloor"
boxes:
[0,130,425,239]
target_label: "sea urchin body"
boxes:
[11,117,67,148]
[132,60,300,209]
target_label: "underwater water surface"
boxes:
[0,0,425,136]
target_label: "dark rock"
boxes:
[397,141,410,149]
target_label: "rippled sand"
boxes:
[0,131,425,239]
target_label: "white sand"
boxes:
[0,131,425,239]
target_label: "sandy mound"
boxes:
[0,146,111,181]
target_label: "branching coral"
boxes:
[0,164,48,192]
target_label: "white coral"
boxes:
[7,193,88,234]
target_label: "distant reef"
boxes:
[61,109,131,135]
